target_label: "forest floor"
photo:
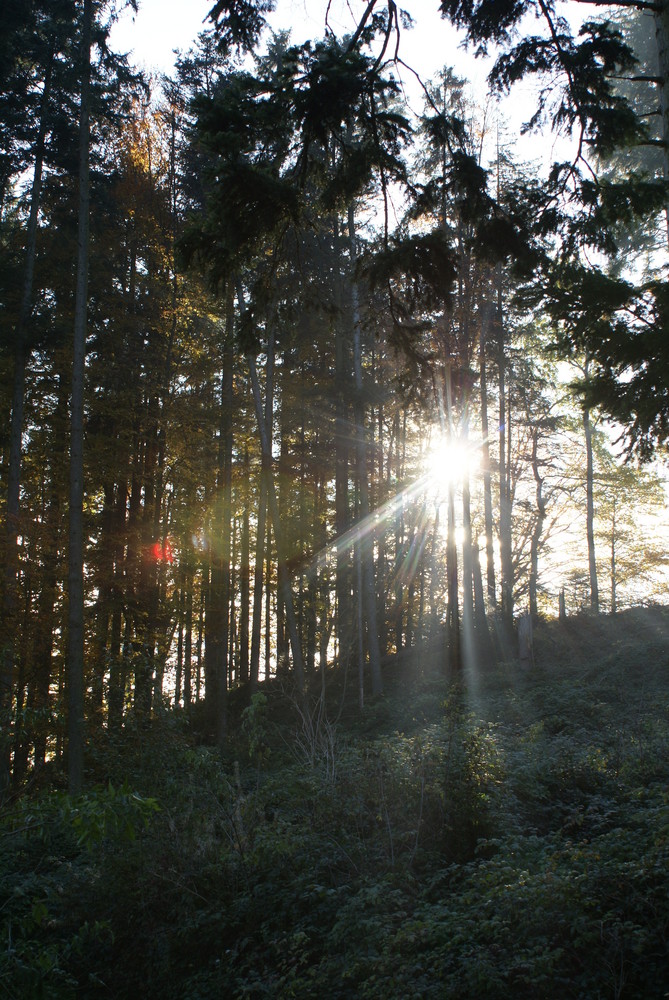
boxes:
[2,606,669,999]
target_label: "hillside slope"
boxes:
[2,606,669,998]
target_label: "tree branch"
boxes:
[574,0,661,10]
[346,0,380,52]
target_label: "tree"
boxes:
[595,456,668,612]
[0,0,79,796]
[440,0,669,456]
[66,0,93,794]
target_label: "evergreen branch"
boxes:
[610,74,663,84]
[574,0,661,10]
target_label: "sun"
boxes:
[424,433,481,494]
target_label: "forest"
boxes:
[1,0,669,995]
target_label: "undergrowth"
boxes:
[1,608,668,998]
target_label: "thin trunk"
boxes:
[611,497,617,615]
[317,473,330,671]
[239,448,250,685]
[334,217,352,672]
[479,302,496,605]
[32,375,68,768]
[583,399,599,612]
[135,412,158,720]
[175,586,183,706]
[376,400,388,655]
[446,482,460,673]
[349,203,382,697]
[472,540,489,640]
[1,45,55,795]
[276,422,289,668]
[216,297,235,743]
[429,505,440,631]
[67,0,93,795]
[247,353,305,696]
[196,568,205,701]
[91,478,115,714]
[462,472,474,631]
[497,289,513,628]
[529,427,546,619]
[184,554,193,707]
[107,479,128,731]
[355,538,365,709]
[229,514,237,689]
[264,517,272,680]
[654,2,669,246]
[394,411,403,653]
[250,336,273,688]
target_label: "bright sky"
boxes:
[110,0,213,75]
[111,1,483,89]
[110,0,571,172]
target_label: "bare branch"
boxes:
[345,0,379,52]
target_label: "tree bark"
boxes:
[583,397,600,612]
[247,353,305,696]
[67,0,93,795]
[250,331,273,687]
[610,496,617,614]
[446,480,460,673]
[529,427,546,619]
[215,296,235,744]
[334,219,352,672]
[348,203,383,697]
[497,289,513,629]
[0,42,55,796]
[654,1,669,245]
[239,447,251,685]
[479,301,496,605]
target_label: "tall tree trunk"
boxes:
[497,289,513,629]
[429,505,440,631]
[393,411,404,653]
[529,427,546,619]
[583,405,599,613]
[215,296,235,744]
[610,496,617,615]
[348,203,382,698]
[276,409,290,669]
[107,477,128,731]
[582,355,599,613]
[264,516,272,680]
[239,447,251,685]
[32,374,68,769]
[461,469,475,665]
[479,301,496,605]
[317,472,330,671]
[250,332,274,687]
[176,586,184,706]
[0,44,55,796]
[247,353,305,696]
[376,398,388,656]
[334,221,352,672]
[446,481,460,673]
[654,2,669,246]
[183,548,193,707]
[67,0,93,795]
[134,412,158,720]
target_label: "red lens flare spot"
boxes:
[151,540,174,563]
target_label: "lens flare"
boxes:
[424,434,481,493]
